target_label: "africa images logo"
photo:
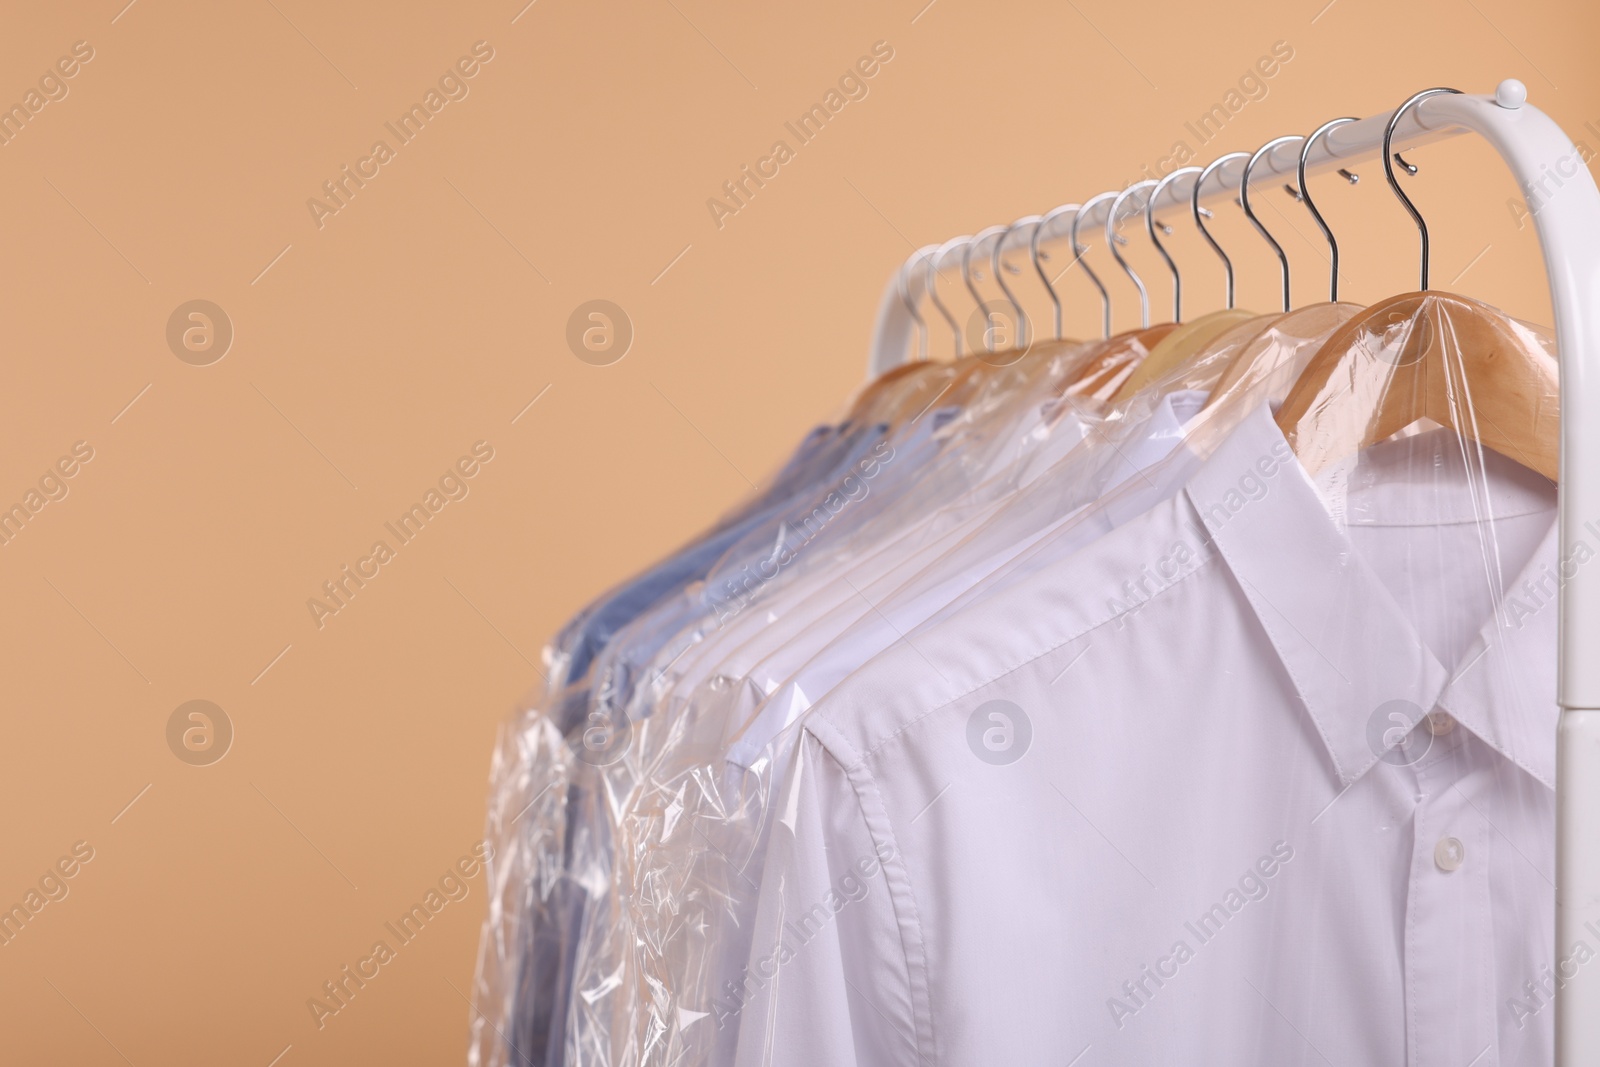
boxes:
[1365,699,1431,767]
[966,699,1032,766]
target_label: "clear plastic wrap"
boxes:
[473,291,1563,1066]
[470,319,1275,1064]
[540,329,1222,1062]
[535,337,1117,1065]
[467,396,927,1066]
[547,305,1363,1067]
[727,294,1561,1064]
[468,333,1116,1065]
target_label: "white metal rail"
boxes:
[866,80,1600,1064]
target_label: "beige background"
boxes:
[0,0,1594,1063]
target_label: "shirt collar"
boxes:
[1101,389,1208,492]
[1182,404,1558,789]
[1433,518,1559,787]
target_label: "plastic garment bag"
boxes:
[473,290,1562,1066]
[659,328,1190,746]
[471,310,1333,1065]
[510,338,1110,1066]
[470,340,1084,1065]
[470,331,1124,1066]
[471,415,909,1067]
[548,304,1359,1066]
[486,323,1190,1062]
[728,297,1563,1066]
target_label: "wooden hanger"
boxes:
[1276,89,1559,482]
[1089,302,1363,467]
[1275,291,1558,481]
[1103,148,1278,404]
[845,359,954,426]
[922,334,1092,417]
[1200,303,1362,408]
[1110,309,1262,402]
[1062,324,1179,400]
[870,220,1105,422]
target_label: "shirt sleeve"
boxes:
[731,728,927,1067]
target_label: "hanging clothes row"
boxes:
[468,82,1600,1067]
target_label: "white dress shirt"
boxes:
[659,366,1099,710]
[727,389,1209,768]
[574,391,1216,1067]
[562,388,1141,1064]
[730,404,1560,1067]
[575,313,1364,1066]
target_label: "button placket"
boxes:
[1405,742,1494,1067]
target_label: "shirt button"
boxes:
[1435,836,1465,872]
[1426,711,1456,735]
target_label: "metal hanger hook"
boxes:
[1193,152,1250,310]
[1107,181,1156,328]
[963,225,1010,353]
[993,216,1040,350]
[924,236,972,357]
[1032,204,1079,340]
[1297,117,1359,302]
[1072,191,1119,339]
[1148,166,1201,323]
[1383,87,1463,290]
[1242,135,1304,313]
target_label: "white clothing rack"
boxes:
[865,80,1600,1064]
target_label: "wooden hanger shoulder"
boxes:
[1275,291,1559,481]
[1201,303,1363,408]
[1110,309,1260,402]
[1062,324,1179,400]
